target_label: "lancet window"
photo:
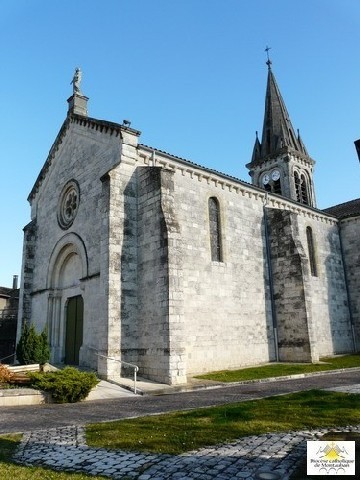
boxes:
[306,226,317,277]
[294,171,310,205]
[208,197,222,262]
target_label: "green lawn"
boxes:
[87,390,360,455]
[194,354,360,382]
[0,434,108,480]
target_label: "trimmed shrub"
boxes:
[16,324,50,366]
[28,367,99,403]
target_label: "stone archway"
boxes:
[47,234,88,364]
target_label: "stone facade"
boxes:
[16,71,359,385]
[339,216,360,350]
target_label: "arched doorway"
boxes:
[65,295,83,365]
[47,233,88,364]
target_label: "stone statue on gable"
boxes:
[71,67,82,95]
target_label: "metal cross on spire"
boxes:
[265,46,272,69]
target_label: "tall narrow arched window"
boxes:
[208,197,222,262]
[294,171,310,205]
[294,171,301,202]
[306,226,317,277]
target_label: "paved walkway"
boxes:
[12,384,360,480]
[13,424,360,480]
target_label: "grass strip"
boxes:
[194,354,360,382]
[87,390,360,455]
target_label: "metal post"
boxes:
[95,353,140,394]
[134,367,137,394]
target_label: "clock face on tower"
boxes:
[271,169,280,181]
[262,173,270,185]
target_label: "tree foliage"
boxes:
[16,323,50,365]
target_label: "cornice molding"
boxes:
[137,146,337,226]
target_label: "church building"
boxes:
[17,62,360,385]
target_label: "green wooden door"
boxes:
[65,296,83,365]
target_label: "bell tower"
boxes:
[246,53,316,207]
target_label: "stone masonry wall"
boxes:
[158,168,186,384]
[266,208,353,361]
[266,208,314,362]
[20,118,126,372]
[170,171,275,376]
[137,167,171,382]
[296,215,353,356]
[340,216,360,350]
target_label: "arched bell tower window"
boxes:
[208,197,222,262]
[294,171,309,205]
[306,226,317,277]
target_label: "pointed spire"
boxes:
[251,131,261,164]
[249,58,311,165]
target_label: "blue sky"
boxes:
[0,0,359,287]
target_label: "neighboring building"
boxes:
[17,64,359,385]
[0,276,19,362]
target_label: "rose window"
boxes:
[64,191,78,221]
[57,180,80,229]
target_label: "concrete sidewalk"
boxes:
[85,380,135,400]
[115,366,360,393]
[91,366,360,400]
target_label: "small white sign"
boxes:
[307,440,356,476]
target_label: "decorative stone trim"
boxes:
[57,180,80,230]
[28,114,141,202]
[137,148,338,225]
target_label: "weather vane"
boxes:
[265,46,272,69]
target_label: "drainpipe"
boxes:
[337,221,356,352]
[263,194,279,362]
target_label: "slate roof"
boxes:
[0,287,12,298]
[323,198,360,219]
[248,64,313,167]
[138,143,251,187]
[0,286,19,298]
